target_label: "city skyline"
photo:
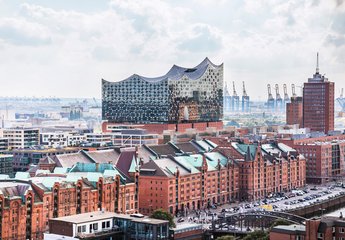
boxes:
[0,0,345,99]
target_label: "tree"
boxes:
[216,235,236,240]
[270,219,291,229]
[243,230,269,240]
[150,209,176,228]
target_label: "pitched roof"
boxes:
[84,149,120,164]
[52,151,93,168]
[147,144,180,156]
[116,150,137,179]
[174,142,200,154]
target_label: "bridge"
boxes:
[210,211,306,235]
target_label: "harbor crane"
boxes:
[267,84,275,111]
[275,84,283,111]
[241,81,250,112]
[231,82,240,112]
[283,84,290,103]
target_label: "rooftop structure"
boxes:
[49,211,169,240]
[102,58,223,124]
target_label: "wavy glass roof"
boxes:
[104,57,222,84]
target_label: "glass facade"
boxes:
[102,58,223,123]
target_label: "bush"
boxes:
[150,209,176,228]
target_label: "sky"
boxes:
[0,0,344,100]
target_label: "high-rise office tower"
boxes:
[303,53,334,133]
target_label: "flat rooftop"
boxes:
[50,211,132,224]
[50,211,168,225]
[130,217,168,225]
[271,224,306,234]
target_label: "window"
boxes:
[341,228,345,233]
[93,223,98,231]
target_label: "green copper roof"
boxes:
[128,156,137,173]
[235,144,257,160]
[54,167,69,174]
[204,152,227,166]
[15,172,30,180]
[174,156,200,174]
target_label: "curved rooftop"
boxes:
[103,57,223,84]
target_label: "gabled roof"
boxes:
[39,156,56,165]
[116,150,137,179]
[84,149,120,164]
[140,160,169,177]
[174,142,201,154]
[204,152,228,167]
[146,143,181,157]
[231,143,257,161]
[52,151,93,168]
[193,140,217,152]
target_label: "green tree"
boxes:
[150,209,176,228]
[270,219,291,229]
[216,235,236,240]
[243,230,269,240]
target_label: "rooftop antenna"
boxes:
[316,52,319,74]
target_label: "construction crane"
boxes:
[93,97,100,108]
[231,81,240,112]
[291,84,297,98]
[223,82,232,112]
[275,84,283,112]
[283,84,289,102]
[267,84,275,111]
[241,81,250,112]
[337,88,345,112]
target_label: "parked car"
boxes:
[288,193,296,198]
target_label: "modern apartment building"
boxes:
[49,211,169,240]
[0,154,13,176]
[85,133,112,146]
[0,128,40,149]
[303,54,334,133]
[102,58,223,124]
[0,137,8,153]
[40,131,69,148]
[40,131,86,148]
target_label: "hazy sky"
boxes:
[0,0,344,100]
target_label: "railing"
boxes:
[76,227,122,239]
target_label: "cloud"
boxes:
[0,0,344,99]
[326,34,345,47]
[0,17,51,46]
[178,24,223,52]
